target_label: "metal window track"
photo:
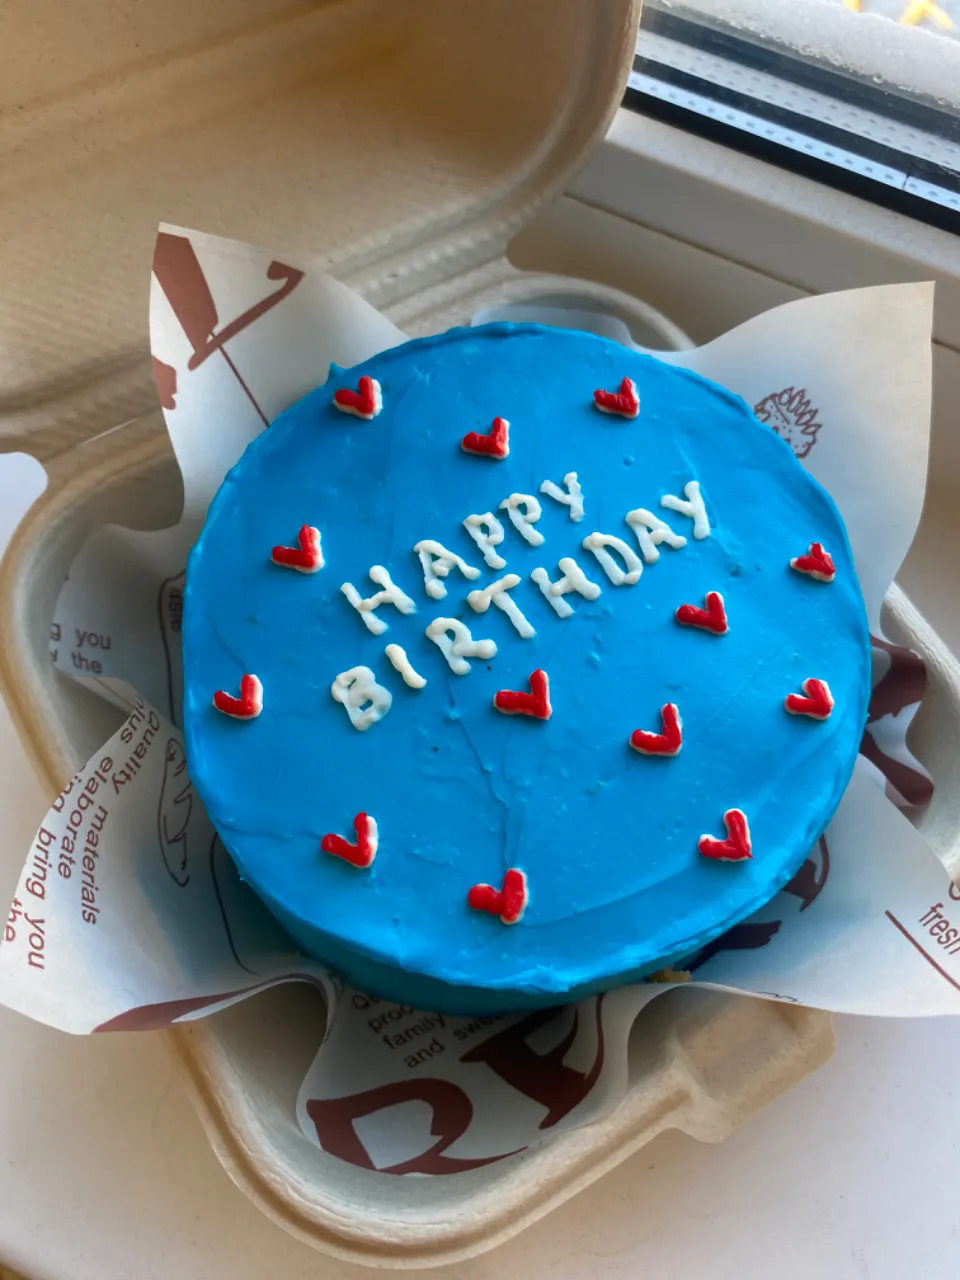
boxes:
[626,12,960,234]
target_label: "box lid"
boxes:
[0,0,639,456]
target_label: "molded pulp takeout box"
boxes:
[2,0,960,1267]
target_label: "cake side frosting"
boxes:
[183,323,871,1011]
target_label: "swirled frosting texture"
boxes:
[183,324,870,1013]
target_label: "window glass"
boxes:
[630,0,960,227]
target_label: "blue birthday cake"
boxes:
[183,323,870,1014]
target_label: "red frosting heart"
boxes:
[333,375,382,419]
[675,590,728,635]
[271,524,324,573]
[493,668,551,719]
[593,376,639,418]
[212,673,262,719]
[468,868,528,924]
[698,809,752,862]
[790,542,835,582]
[461,416,510,459]
[785,678,834,720]
[629,702,683,756]
[321,812,378,869]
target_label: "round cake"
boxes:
[183,323,870,1014]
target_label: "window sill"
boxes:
[576,108,960,347]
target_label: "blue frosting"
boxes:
[183,324,870,1013]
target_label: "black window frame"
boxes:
[626,6,960,236]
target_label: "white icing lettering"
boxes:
[467,574,535,639]
[462,513,506,569]
[661,481,710,540]
[384,643,426,689]
[413,539,481,600]
[425,618,497,675]
[498,494,545,547]
[582,533,643,586]
[530,558,601,619]
[625,508,687,563]
[331,666,392,731]
[540,471,584,522]
[341,565,416,635]
[386,640,427,691]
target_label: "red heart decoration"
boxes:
[468,867,528,924]
[493,668,551,719]
[785,678,834,720]
[699,809,752,862]
[593,376,639,418]
[213,673,263,720]
[271,524,324,573]
[321,812,378,869]
[790,542,835,582]
[461,416,510,459]
[675,590,728,635]
[630,702,683,756]
[333,375,382,420]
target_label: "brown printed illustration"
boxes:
[304,998,606,1173]
[861,635,934,808]
[158,569,185,725]
[208,834,287,976]
[782,836,830,912]
[460,999,606,1131]
[754,386,823,458]
[690,835,831,971]
[153,231,304,428]
[152,357,178,410]
[158,739,192,887]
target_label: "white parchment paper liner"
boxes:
[1,227,950,1176]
